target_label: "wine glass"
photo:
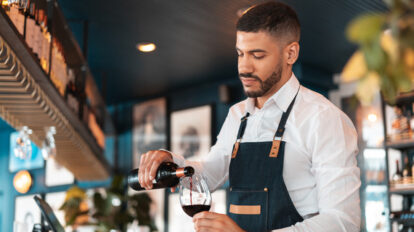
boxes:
[14,126,33,160]
[179,174,211,217]
[41,126,57,160]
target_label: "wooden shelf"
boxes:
[390,186,414,195]
[386,139,414,150]
[390,211,414,226]
[395,91,414,106]
[0,6,111,180]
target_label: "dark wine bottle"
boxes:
[393,160,402,181]
[128,162,194,191]
[403,156,412,177]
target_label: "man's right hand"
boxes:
[138,150,173,190]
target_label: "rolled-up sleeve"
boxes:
[275,107,361,232]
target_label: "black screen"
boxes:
[33,196,65,232]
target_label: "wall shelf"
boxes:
[390,186,414,195]
[0,6,111,180]
[386,139,414,150]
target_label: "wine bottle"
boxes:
[128,162,194,191]
[65,80,79,114]
[403,156,411,177]
[393,160,402,181]
[411,157,414,181]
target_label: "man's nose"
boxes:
[238,57,254,74]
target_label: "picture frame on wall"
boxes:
[45,158,75,187]
[14,194,42,232]
[9,131,44,172]
[171,105,212,160]
[168,192,193,232]
[45,191,66,228]
[127,188,165,232]
[132,98,167,169]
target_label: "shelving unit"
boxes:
[0,3,113,180]
[381,91,414,230]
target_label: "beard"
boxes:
[240,62,283,98]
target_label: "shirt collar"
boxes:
[246,73,300,114]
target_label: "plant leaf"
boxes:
[346,14,386,45]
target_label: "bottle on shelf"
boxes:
[1,0,10,11]
[411,157,414,182]
[393,160,403,182]
[64,80,79,115]
[6,0,25,34]
[128,162,194,191]
[403,156,412,178]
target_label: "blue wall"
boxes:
[0,119,114,232]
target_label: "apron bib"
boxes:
[228,88,303,231]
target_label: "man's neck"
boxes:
[255,70,293,109]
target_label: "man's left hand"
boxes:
[193,211,245,232]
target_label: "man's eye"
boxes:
[253,55,264,59]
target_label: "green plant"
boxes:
[342,0,414,105]
[61,176,157,232]
[91,175,133,232]
[59,186,89,227]
[128,193,157,231]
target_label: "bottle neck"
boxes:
[175,167,186,178]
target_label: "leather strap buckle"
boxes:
[269,139,281,158]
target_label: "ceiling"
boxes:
[56,0,388,105]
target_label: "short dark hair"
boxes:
[236,1,301,44]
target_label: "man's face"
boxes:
[236,31,284,98]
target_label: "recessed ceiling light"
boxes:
[137,43,156,53]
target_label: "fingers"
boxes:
[138,152,149,188]
[149,157,162,182]
[138,150,173,190]
[193,211,219,220]
[193,213,243,232]
[193,212,220,231]
[194,217,223,232]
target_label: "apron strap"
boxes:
[269,87,300,157]
[231,85,300,159]
[231,112,250,158]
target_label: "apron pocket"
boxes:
[228,188,268,232]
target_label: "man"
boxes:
[138,1,361,231]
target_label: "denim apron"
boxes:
[228,90,303,231]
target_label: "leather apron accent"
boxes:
[228,87,303,231]
[229,204,261,215]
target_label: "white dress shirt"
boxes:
[172,73,361,232]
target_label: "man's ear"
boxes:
[284,41,300,65]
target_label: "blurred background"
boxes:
[1,0,414,231]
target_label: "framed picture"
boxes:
[14,194,42,232]
[133,98,167,168]
[45,192,66,227]
[168,193,193,232]
[9,131,44,172]
[171,105,212,160]
[127,188,165,232]
[45,158,75,186]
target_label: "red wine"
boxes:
[182,205,211,217]
[190,176,193,205]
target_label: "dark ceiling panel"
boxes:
[57,0,388,105]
